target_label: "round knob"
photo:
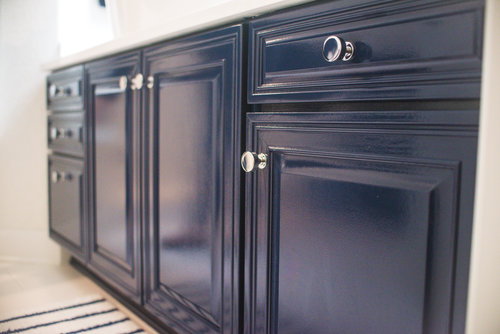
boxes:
[322,35,354,62]
[63,86,72,96]
[49,84,60,97]
[50,127,60,140]
[119,76,128,91]
[64,173,73,181]
[241,151,268,173]
[51,171,61,183]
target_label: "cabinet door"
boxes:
[49,155,87,262]
[143,26,242,333]
[244,111,478,334]
[87,52,142,301]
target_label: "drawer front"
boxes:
[48,113,84,157]
[49,155,87,262]
[249,0,484,103]
[47,65,84,112]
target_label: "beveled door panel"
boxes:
[245,111,478,334]
[87,52,142,301]
[143,26,242,333]
[48,155,87,262]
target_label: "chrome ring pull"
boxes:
[322,35,355,62]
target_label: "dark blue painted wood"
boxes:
[48,113,84,158]
[48,155,87,262]
[47,65,84,112]
[244,110,478,334]
[86,52,142,302]
[248,0,484,103]
[142,25,243,334]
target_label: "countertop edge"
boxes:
[43,0,312,71]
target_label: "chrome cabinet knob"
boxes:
[131,73,144,90]
[49,84,60,97]
[241,151,268,172]
[51,171,62,183]
[119,76,128,91]
[322,35,354,62]
[50,127,60,140]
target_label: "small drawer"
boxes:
[48,113,84,157]
[47,65,84,112]
[248,0,484,103]
[48,155,87,261]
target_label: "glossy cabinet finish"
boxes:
[248,0,484,103]
[244,111,478,334]
[87,52,142,302]
[143,25,242,333]
[49,155,87,262]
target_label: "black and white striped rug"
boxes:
[0,295,146,334]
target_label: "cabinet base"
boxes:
[70,257,175,334]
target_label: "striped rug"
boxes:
[0,295,145,334]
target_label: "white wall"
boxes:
[0,0,61,263]
[58,0,112,56]
[466,0,500,333]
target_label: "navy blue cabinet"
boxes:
[244,110,478,334]
[47,66,87,263]
[87,52,142,302]
[49,155,87,262]
[244,1,483,333]
[142,25,243,333]
[46,1,484,333]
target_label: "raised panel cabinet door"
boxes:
[244,111,478,334]
[143,25,242,333]
[48,155,87,262]
[87,52,142,302]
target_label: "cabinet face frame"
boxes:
[142,25,243,333]
[86,51,143,302]
[244,111,478,334]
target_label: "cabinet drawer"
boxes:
[47,65,84,112]
[248,0,484,103]
[48,113,84,157]
[49,155,87,262]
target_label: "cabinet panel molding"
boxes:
[245,111,478,334]
[143,25,243,333]
[249,0,484,103]
[86,51,143,302]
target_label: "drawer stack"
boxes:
[47,65,88,262]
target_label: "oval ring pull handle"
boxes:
[241,151,268,173]
[322,35,354,62]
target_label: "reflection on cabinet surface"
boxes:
[87,52,142,302]
[142,25,242,333]
[244,111,478,334]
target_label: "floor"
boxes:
[0,259,158,333]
